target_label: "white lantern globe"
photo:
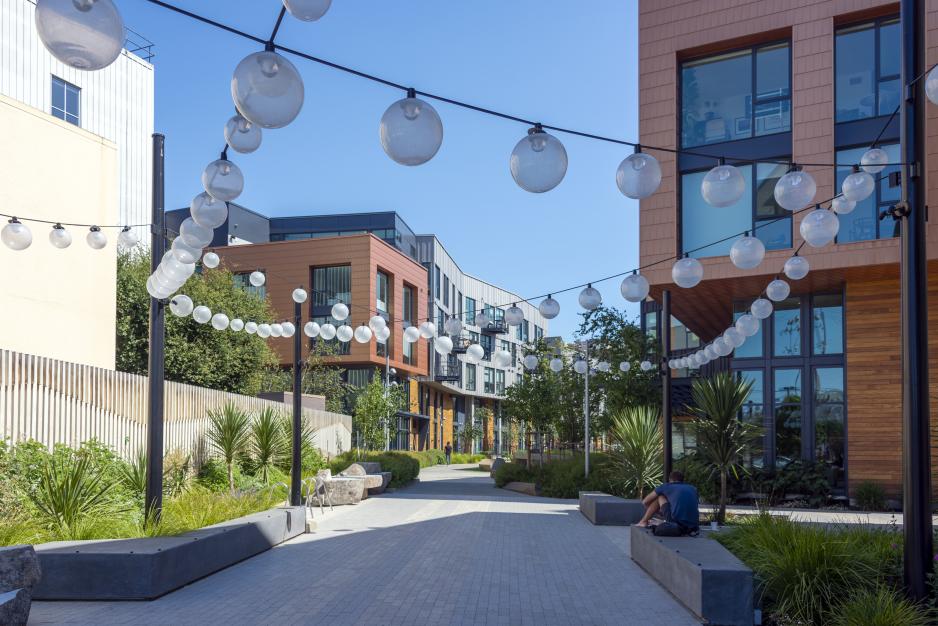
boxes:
[230,318,245,332]
[249,271,266,287]
[283,0,331,21]
[672,257,704,288]
[704,345,718,360]
[713,337,733,357]
[538,296,560,320]
[523,354,539,370]
[117,227,139,250]
[443,316,462,336]
[171,238,201,265]
[245,321,258,334]
[256,323,272,339]
[211,313,230,330]
[331,302,349,321]
[926,65,938,106]
[202,252,221,269]
[403,325,420,343]
[474,311,491,328]
[573,359,588,375]
[319,323,336,340]
[35,0,124,71]
[281,322,296,338]
[224,114,262,154]
[783,255,810,280]
[505,305,525,326]
[861,147,889,174]
[842,169,875,202]
[49,224,72,249]
[724,327,745,348]
[380,93,444,166]
[597,361,611,373]
[86,227,107,250]
[354,325,373,343]
[831,195,856,215]
[578,285,602,311]
[434,336,453,355]
[729,235,766,270]
[202,159,244,202]
[375,326,390,343]
[292,287,308,303]
[190,192,229,230]
[269,323,283,337]
[192,305,212,324]
[510,125,567,193]
[751,297,773,320]
[639,360,653,372]
[766,279,791,302]
[370,315,388,334]
[303,321,320,338]
[418,321,436,339]
[616,150,662,199]
[465,343,485,364]
[170,295,194,317]
[549,358,564,373]
[619,361,631,372]
[179,217,213,248]
[493,350,512,368]
[735,313,760,337]
[335,324,353,343]
[2,219,32,250]
[800,208,840,248]
[620,273,650,303]
[773,169,817,212]
[701,164,745,208]
[231,51,305,129]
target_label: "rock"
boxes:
[0,588,31,626]
[326,477,365,505]
[341,463,367,477]
[503,481,538,496]
[490,457,506,478]
[317,469,332,479]
[0,545,40,626]
[358,462,382,474]
[478,459,493,471]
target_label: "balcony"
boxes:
[480,320,508,335]
[434,357,461,383]
[451,336,470,354]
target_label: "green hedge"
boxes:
[493,455,613,498]
[327,450,421,487]
[449,453,486,464]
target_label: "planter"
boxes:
[503,481,539,496]
[33,505,305,600]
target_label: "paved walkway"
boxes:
[30,465,698,625]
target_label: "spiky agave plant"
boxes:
[119,447,147,497]
[251,407,284,484]
[276,411,316,473]
[608,405,662,498]
[206,403,252,492]
[31,452,118,539]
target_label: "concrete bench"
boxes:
[630,526,754,626]
[339,463,391,496]
[578,491,645,525]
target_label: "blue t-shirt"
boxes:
[655,482,699,530]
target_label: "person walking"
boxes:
[444,442,452,465]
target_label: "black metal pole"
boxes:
[900,0,932,600]
[291,300,302,506]
[662,290,672,479]
[144,133,166,523]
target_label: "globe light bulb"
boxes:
[179,217,213,248]
[35,0,124,71]
[692,352,705,367]
[713,337,733,357]
[474,311,491,328]
[597,361,611,373]
[549,358,563,373]
[202,158,244,202]
[831,195,856,215]
[169,294,194,317]
[249,270,266,287]
[354,324,373,343]
[281,321,296,337]
[270,323,283,338]
[860,147,889,174]
[48,223,72,249]
[192,305,212,324]
[435,336,453,355]
[616,150,661,199]
[573,359,588,375]
[493,350,512,368]
[510,125,567,193]
[578,285,602,311]
[701,163,745,207]
[639,360,653,372]
[304,321,321,338]
[403,326,420,343]
[2,218,32,250]
[319,323,336,340]
[619,361,631,372]
[505,305,524,326]
[766,278,790,302]
[117,227,139,250]
[245,321,258,334]
[735,313,760,337]
[926,65,938,106]
[620,272,650,303]
[375,326,390,343]
[224,114,262,154]
[331,302,349,321]
[672,257,704,288]
[842,169,875,202]
[773,169,817,212]
[443,316,462,336]
[783,255,809,281]
[230,318,245,332]
[161,252,195,282]
[418,321,436,339]
[704,345,718,360]
[538,295,560,320]
[336,324,353,342]
[729,234,766,270]
[190,192,229,229]
[751,298,773,320]
[465,343,484,364]
[211,313,230,330]
[800,208,839,248]
[723,327,745,349]
[292,287,308,303]
[283,0,331,22]
[86,226,107,250]
[369,315,388,334]
[257,323,272,339]
[231,51,305,129]
[145,275,170,300]
[202,252,220,269]
[523,354,539,370]
[379,92,444,166]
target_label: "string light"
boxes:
[783,255,809,281]
[672,256,703,289]
[117,227,140,250]
[729,233,765,270]
[283,0,332,22]
[202,158,244,202]
[620,272,650,303]
[304,321,321,338]
[49,224,71,249]
[774,166,816,212]
[510,124,567,193]
[35,0,124,71]
[800,207,839,247]
[701,160,745,208]
[380,89,444,166]
[190,193,229,229]
[224,114,263,154]
[231,50,305,129]
[538,295,560,320]
[2,218,32,250]
[434,336,453,355]
[86,227,107,250]
[578,285,602,311]
[841,166,875,202]
[616,146,661,199]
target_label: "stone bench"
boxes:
[0,545,41,625]
[338,462,392,497]
[630,526,754,626]
[325,476,366,505]
[578,491,645,525]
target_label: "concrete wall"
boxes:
[0,95,118,369]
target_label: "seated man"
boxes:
[636,470,700,533]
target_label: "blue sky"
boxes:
[120,0,640,339]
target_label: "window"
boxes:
[403,285,415,365]
[534,325,544,342]
[516,320,529,342]
[312,266,351,307]
[347,368,371,388]
[682,161,792,257]
[469,330,480,344]
[233,272,266,300]
[434,265,441,299]
[733,303,763,358]
[644,310,658,340]
[465,364,477,391]
[376,271,390,357]
[457,291,463,319]
[51,76,80,126]
[670,316,700,351]
[773,298,801,357]
[835,143,900,243]
[437,307,445,332]
[835,18,900,122]
[443,275,449,307]
[484,367,495,394]
[736,370,765,468]
[465,297,476,324]
[812,294,843,355]
[480,334,493,360]
[312,315,350,355]
[496,370,506,395]
[774,368,802,467]
[681,43,790,148]
[814,367,845,489]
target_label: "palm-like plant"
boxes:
[691,372,762,523]
[608,405,663,498]
[252,407,284,484]
[206,403,252,492]
[119,447,147,497]
[31,453,118,538]
[276,412,315,473]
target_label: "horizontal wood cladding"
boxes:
[212,235,429,378]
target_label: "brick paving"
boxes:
[30,465,699,625]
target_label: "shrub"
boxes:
[150,485,285,537]
[119,447,147,498]
[250,407,284,484]
[854,480,889,511]
[673,454,719,504]
[493,462,534,488]
[449,453,485,464]
[745,460,833,508]
[832,586,933,626]
[536,455,612,498]
[327,450,420,487]
[206,403,252,492]
[607,405,662,499]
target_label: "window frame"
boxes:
[834,16,900,125]
[51,76,80,126]
[834,142,901,243]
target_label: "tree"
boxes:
[502,339,560,465]
[608,405,663,498]
[260,340,351,414]
[206,403,252,492]
[352,371,405,451]
[117,250,278,395]
[250,407,284,484]
[690,372,762,523]
[459,415,483,453]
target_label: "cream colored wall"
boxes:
[0,95,118,369]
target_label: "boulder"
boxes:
[368,472,393,496]
[489,457,506,478]
[358,462,382,474]
[0,545,40,625]
[503,481,538,496]
[327,477,365,505]
[341,463,367,477]
[478,459,493,471]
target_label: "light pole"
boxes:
[584,339,591,477]
[290,298,303,506]
[661,289,672,479]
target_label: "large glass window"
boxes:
[774,368,802,467]
[733,302,763,358]
[376,271,390,357]
[233,272,266,300]
[403,285,415,365]
[516,320,529,342]
[443,275,449,307]
[812,294,843,355]
[434,265,441,299]
[480,334,493,360]
[644,310,658,340]
[773,298,801,357]
[313,266,351,307]
[681,43,790,148]
[484,368,495,394]
[465,297,476,324]
[51,76,80,125]
[496,370,506,395]
[814,367,845,489]
[835,143,900,243]
[465,364,477,391]
[736,370,765,468]
[835,19,900,122]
